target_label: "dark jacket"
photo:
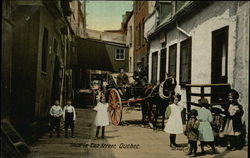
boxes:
[185,117,200,141]
[211,115,224,136]
[117,73,129,87]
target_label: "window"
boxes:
[42,28,49,73]
[211,26,229,103]
[129,25,132,46]
[159,2,172,23]
[180,38,192,85]
[138,23,141,47]
[135,26,139,49]
[175,1,187,12]
[160,49,167,82]
[211,26,228,83]
[168,44,177,76]
[151,52,158,83]
[115,49,125,60]
[141,18,145,46]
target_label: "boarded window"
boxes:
[168,44,177,76]
[151,52,158,83]
[115,49,125,60]
[42,28,49,73]
[160,49,167,82]
[180,38,192,85]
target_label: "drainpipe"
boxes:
[176,21,191,37]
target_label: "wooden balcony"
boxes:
[185,83,231,112]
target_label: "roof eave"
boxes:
[147,1,213,40]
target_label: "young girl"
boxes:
[184,109,199,157]
[94,94,109,138]
[197,98,217,155]
[164,94,183,148]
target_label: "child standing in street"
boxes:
[211,105,226,147]
[49,100,63,138]
[63,100,76,138]
[164,94,184,148]
[197,98,217,155]
[94,94,109,138]
[184,109,199,157]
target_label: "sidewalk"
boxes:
[28,108,248,158]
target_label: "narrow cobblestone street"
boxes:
[28,108,248,158]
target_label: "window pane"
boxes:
[180,38,191,84]
[116,49,125,60]
[168,44,177,76]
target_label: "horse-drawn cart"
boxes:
[107,73,147,125]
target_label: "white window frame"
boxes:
[115,48,125,60]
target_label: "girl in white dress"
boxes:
[164,94,183,148]
[94,94,109,138]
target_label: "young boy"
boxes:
[63,100,76,138]
[184,109,199,157]
[49,100,63,137]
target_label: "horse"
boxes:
[141,76,177,130]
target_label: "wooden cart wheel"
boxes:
[108,89,122,125]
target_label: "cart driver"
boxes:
[117,68,130,93]
[133,59,148,87]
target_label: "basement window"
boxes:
[115,49,125,60]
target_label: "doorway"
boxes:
[211,26,229,103]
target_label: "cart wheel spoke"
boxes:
[108,89,122,125]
